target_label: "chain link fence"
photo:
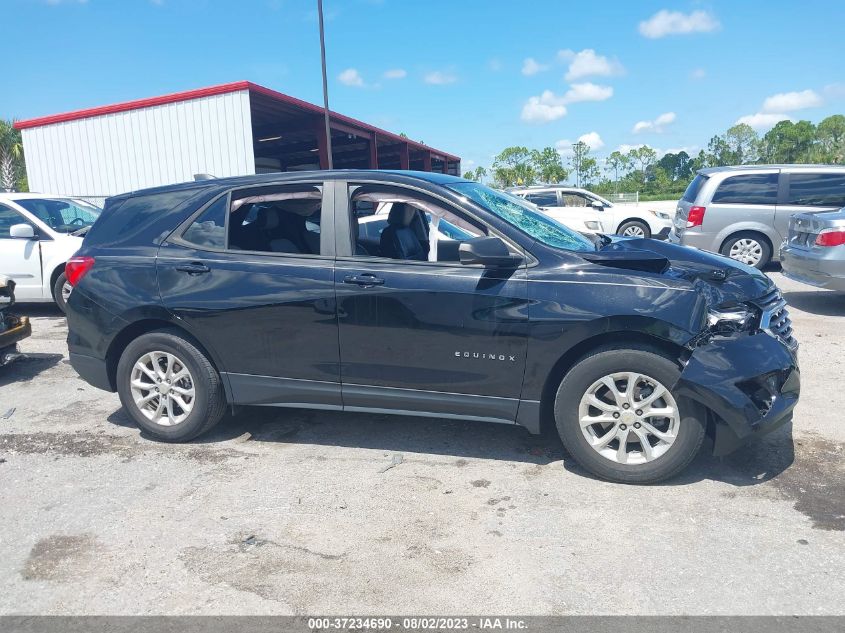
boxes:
[605,192,639,204]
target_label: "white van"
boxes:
[0,193,101,312]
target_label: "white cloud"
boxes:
[558,49,624,81]
[735,112,793,130]
[488,58,503,72]
[555,133,605,154]
[639,10,720,39]
[616,143,648,154]
[383,68,407,80]
[521,91,568,123]
[338,68,364,87]
[632,111,676,134]
[521,57,549,76]
[690,68,706,80]
[762,89,822,112]
[424,70,457,85]
[562,82,613,104]
[578,131,605,150]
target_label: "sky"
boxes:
[5,0,845,174]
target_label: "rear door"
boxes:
[334,182,529,423]
[157,181,342,409]
[707,171,779,242]
[776,171,845,240]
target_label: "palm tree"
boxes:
[0,119,24,192]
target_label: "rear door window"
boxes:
[786,173,845,207]
[523,192,558,207]
[711,173,778,205]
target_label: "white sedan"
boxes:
[0,193,101,312]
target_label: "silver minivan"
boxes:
[670,165,845,269]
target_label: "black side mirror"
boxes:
[459,237,523,268]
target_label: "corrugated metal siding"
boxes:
[21,90,254,197]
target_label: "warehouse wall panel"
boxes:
[21,90,255,198]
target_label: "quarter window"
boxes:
[712,173,778,205]
[182,196,227,249]
[786,173,845,207]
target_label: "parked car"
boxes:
[671,165,845,269]
[0,193,102,312]
[781,207,845,290]
[0,276,31,366]
[507,187,606,235]
[65,170,799,484]
[510,186,673,239]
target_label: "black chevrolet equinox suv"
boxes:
[65,171,800,483]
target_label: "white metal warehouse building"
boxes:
[14,81,460,202]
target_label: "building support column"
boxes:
[399,143,410,170]
[315,117,330,169]
[422,151,432,172]
[369,133,378,169]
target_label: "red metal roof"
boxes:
[14,81,459,161]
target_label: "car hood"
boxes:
[588,237,774,306]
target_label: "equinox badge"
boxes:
[455,351,516,362]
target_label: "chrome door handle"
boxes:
[343,274,384,287]
[175,262,211,275]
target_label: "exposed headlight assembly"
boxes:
[707,306,754,331]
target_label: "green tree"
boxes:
[605,150,629,193]
[816,115,845,163]
[656,151,692,181]
[724,123,760,164]
[492,146,535,187]
[530,147,569,183]
[473,166,488,183]
[462,170,477,181]
[761,120,817,163]
[625,145,658,189]
[0,119,25,192]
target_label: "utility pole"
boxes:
[317,0,333,169]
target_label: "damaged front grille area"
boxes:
[754,289,797,350]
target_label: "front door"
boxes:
[334,183,530,423]
[157,182,342,409]
[0,204,44,300]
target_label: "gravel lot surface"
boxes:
[0,272,843,615]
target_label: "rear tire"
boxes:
[617,220,651,239]
[52,272,71,314]
[116,330,226,442]
[721,232,771,269]
[554,348,705,484]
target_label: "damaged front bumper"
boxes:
[0,315,32,366]
[675,332,799,456]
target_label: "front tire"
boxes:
[116,330,226,442]
[554,348,705,484]
[52,272,71,314]
[617,220,651,239]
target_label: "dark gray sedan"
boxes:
[781,208,845,290]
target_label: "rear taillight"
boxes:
[815,229,845,247]
[65,256,95,286]
[686,206,706,228]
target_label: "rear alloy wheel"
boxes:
[52,272,71,314]
[617,220,651,239]
[116,330,226,442]
[555,348,705,484]
[721,233,771,269]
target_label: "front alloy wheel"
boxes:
[554,348,706,484]
[578,372,680,465]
